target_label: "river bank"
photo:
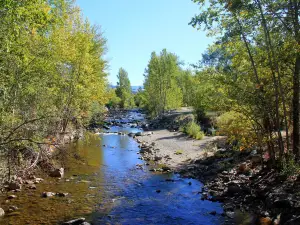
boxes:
[136,113,300,225]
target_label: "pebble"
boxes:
[41,192,55,198]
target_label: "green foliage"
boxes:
[143,49,183,116]
[106,89,121,109]
[180,121,204,140]
[190,0,300,164]
[0,0,108,156]
[175,150,183,155]
[281,156,300,177]
[134,88,147,108]
[87,102,107,127]
[115,68,134,109]
[216,111,256,149]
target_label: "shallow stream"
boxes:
[0,111,225,225]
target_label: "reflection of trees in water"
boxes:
[119,135,130,150]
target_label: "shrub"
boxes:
[216,111,256,149]
[181,121,204,140]
[281,156,300,176]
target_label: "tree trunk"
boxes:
[291,0,300,160]
[293,55,300,159]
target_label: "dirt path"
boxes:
[136,129,225,170]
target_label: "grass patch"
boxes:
[180,121,204,140]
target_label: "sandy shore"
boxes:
[136,129,225,170]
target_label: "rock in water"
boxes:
[62,218,86,225]
[0,208,5,217]
[209,211,217,216]
[135,132,143,136]
[103,125,110,130]
[128,132,135,137]
[50,168,64,178]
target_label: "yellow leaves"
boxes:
[42,5,51,14]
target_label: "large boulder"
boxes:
[50,168,64,178]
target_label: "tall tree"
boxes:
[115,68,134,108]
[144,49,183,116]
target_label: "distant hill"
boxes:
[110,85,143,93]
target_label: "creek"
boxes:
[0,110,225,225]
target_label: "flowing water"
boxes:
[0,111,225,225]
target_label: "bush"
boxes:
[181,121,204,140]
[281,156,300,176]
[216,111,255,149]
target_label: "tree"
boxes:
[144,49,183,116]
[190,0,300,165]
[115,68,134,108]
[0,0,109,178]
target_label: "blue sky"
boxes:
[76,0,213,86]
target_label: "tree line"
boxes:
[1,0,299,174]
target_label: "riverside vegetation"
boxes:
[0,0,300,224]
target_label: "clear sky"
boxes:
[76,0,213,86]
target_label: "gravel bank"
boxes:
[136,129,225,170]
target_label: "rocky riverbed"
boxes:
[0,110,226,225]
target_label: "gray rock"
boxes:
[28,184,37,189]
[41,192,55,198]
[0,208,5,217]
[9,206,18,212]
[154,156,162,161]
[62,218,86,225]
[225,211,235,218]
[35,178,43,183]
